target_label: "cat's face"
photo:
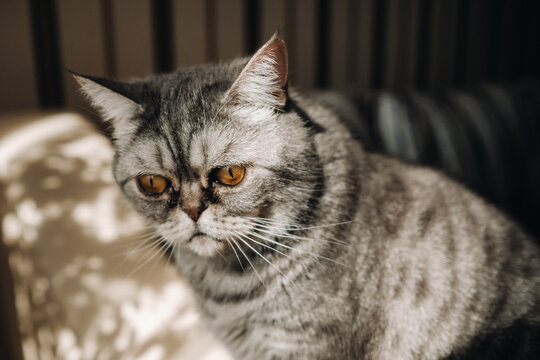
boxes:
[76,36,321,257]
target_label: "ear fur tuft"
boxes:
[226,34,289,110]
[74,74,143,139]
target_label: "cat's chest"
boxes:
[194,282,288,328]
[195,287,305,358]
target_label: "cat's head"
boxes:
[75,35,322,258]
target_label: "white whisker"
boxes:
[227,237,245,272]
[250,225,348,246]
[245,230,351,269]
[237,236,285,277]
[78,229,158,255]
[162,239,177,278]
[283,220,355,232]
[125,238,168,278]
[165,240,176,265]
[230,237,266,287]
[105,236,160,263]
[236,232,302,268]
[116,235,164,257]
[216,247,226,261]
[243,216,299,228]
[245,216,355,233]
[144,239,171,280]
[107,233,162,251]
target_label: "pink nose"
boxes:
[184,207,203,222]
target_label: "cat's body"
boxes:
[76,36,540,359]
[177,94,539,360]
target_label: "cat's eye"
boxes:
[137,175,169,195]
[214,165,245,186]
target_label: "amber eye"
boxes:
[137,175,169,195]
[215,165,245,186]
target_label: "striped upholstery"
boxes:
[367,81,540,237]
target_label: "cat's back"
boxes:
[351,153,540,359]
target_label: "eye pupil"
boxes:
[137,175,168,195]
[215,165,245,186]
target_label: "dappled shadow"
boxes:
[0,113,231,359]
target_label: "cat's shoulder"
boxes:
[366,152,458,191]
[363,152,505,221]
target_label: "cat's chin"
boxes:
[187,234,225,257]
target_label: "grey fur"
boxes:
[77,37,540,359]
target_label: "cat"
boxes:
[75,35,540,359]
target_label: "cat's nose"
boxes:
[184,207,205,222]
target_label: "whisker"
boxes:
[126,236,166,263]
[125,238,169,278]
[216,247,226,261]
[104,240,156,262]
[243,216,300,228]
[109,235,163,260]
[76,223,155,233]
[250,225,348,246]
[125,242,165,278]
[237,236,285,277]
[243,221,298,233]
[236,232,302,269]
[230,237,265,287]
[283,220,355,232]
[246,216,355,233]
[144,239,171,281]
[105,233,162,251]
[162,239,177,278]
[227,237,245,272]
[165,240,177,265]
[241,217,347,245]
[244,231,351,269]
[77,229,158,255]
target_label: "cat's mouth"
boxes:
[187,231,225,257]
[190,231,220,241]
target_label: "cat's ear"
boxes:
[226,34,288,110]
[73,73,144,130]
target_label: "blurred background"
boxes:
[2,0,539,111]
[0,1,539,359]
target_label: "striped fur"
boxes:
[77,37,540,359]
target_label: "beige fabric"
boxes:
[0,112,232,360]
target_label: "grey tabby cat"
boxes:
[75,35,540,359]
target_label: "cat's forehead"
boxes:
[120,59,283,177]
[127,106,278,182]
[155,60,246,116]
[133,106,250,174]
[158,83,227,122]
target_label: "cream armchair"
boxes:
[0,112,231,360]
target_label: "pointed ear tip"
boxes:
[271,36,285,46]
[70,73,97,88]
[270,30,281,39]
[266,31,284,45]
[67,69,83,79]
[72,74,88,86]
[265,37,287,55]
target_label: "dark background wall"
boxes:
[1,0,539,112]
